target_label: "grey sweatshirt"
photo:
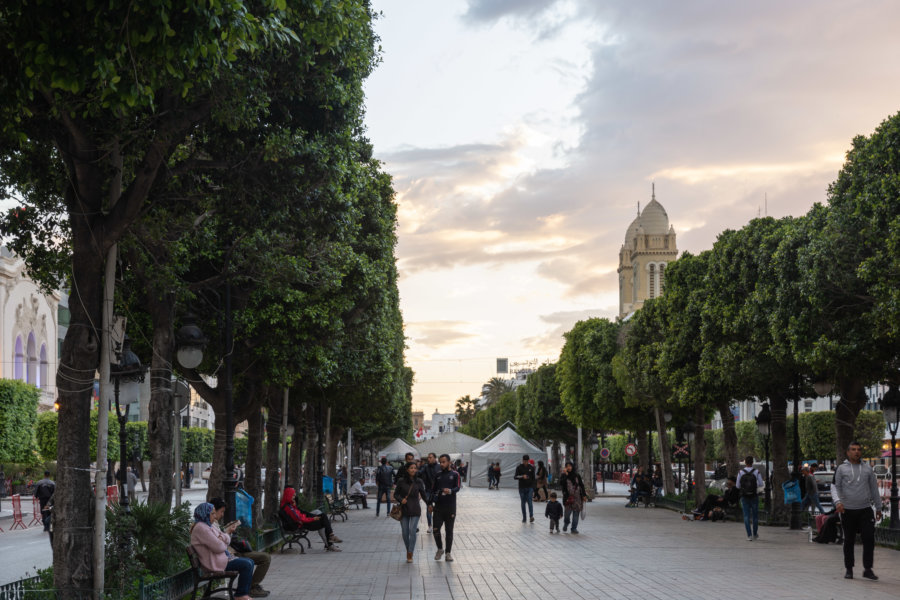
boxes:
[830,460,882,511]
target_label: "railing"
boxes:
[0,575,43,599]
[138,569,194,600]
[874,525,900,548]
[255,525,283,552]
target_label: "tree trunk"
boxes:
[326,425,342,479]
[769,392,790,518]
[244,407,264,527]
[551,441,561,480]
[717,399,740,477]
[208,408,228,501]
[654,407,675,495]
[835,377,867,463]
[53,239,103,595]
[263,418,282,522]
[636,428,650,471]
[692,405,707,505]
[147,292,176,505]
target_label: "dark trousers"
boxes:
[350,493,368,508]
[303,514,334,539]
[519,487,534,519]
[432,505,456,553]
[840,507,876,570]
[376,485,391,516]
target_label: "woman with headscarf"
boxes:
[535,460,549,502]
[279,486,342,551]
[190,502,255,600]
[392,461,428,563]
[558,461,587,534]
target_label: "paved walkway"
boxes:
[260,485,900,600]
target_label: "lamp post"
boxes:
[788,379,803,530]
[110,337,145,515]
[663,410,673,495]
[590,434,599,494]
[880,384,900,530]
[756,403,772,513]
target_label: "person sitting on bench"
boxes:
[693,477,740,520]
[349,477,369,508]
[280,487,342,552]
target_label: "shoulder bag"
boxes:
[390,481,416,521]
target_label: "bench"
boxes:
[277,520,311,554]
[346,493,367,510]
[324,493,348,521]
[185,545,238,600]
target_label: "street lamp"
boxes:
[590,434,600,493]
[756,403,772,513]
[880,384,900,530]
[110,337,145,515]
[176,315,207,369]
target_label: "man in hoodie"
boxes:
[420,453,441,533]
[429,454,460,562]
[831,441,882,580]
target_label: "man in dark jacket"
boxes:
[33,471,55,532]
[375,458,394,517]
[429,454,460,562]
[514,454,537,523]
[420,453,441,533]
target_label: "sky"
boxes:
[362,0,900,417]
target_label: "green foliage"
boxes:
[0,379,40,463]
[35,411,58,462]
[516,364,573,445]
[182,428,215,463]
[234,436,248,465]
[799,411,836,461]
[854,411,886,460]
[454,395,479,426]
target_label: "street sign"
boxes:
[673,444,689,457]
[625,443,637,457]
[599,447,610,460]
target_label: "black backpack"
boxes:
[376,465,394,487]
[739,469,758,497]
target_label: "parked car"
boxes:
[814,470,834,505]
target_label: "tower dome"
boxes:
[639,190,669,235]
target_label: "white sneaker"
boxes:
[445,553,453,562]
[747,536,753,541]
[434,549,444,560]
[427,527,432,533]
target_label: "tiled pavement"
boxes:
[261,485,900,600]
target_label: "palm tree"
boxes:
[482,377,514,407]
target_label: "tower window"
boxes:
[649,264,656,298]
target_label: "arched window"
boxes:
[14,336,24,380]
[27,333,37,386]
[659,263,666,292]
[649,264,656,298]
[40,344,49,390]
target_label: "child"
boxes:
[545,491,563,533]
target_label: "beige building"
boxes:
[618,186,677,319]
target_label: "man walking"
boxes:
[802,463,825,515]
[832,441,882,580]
[514,454,536,523]
[737,456,763,541]
[33,470,55,532]
[375,457,394,517]
[420,453,440,533]
[430,454,460,562]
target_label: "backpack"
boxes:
[376,465,394,487]
[813,512,840,544]
[739,469,758,497]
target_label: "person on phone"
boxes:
[514,454,537,523]
[279,487,342,551]
[558,461,587,534]
[209,497,271,598]
[190,502,254,600]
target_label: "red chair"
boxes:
[10,495,27,529]
[107,485,119,506]
[28,496,43,527]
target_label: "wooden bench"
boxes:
[277,519,311,554]
[185,545,238,600]
[324,493,348,521]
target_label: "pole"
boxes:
[890,428,898,530]
[347,428,353,495]
[763,435,771,514]
[685,442,692,514]
[174,382,182,507]
[224,281,236,524]
[576,426,583,484]
[600,432,606,494]
[281,388,289,498]
[790,393,801,530]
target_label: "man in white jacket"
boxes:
[831,441,882,580]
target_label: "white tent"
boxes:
[468,427,547,488]
[414,431,482,460]
[377,438,419,462]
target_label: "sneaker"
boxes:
[427,527,432,533]
[862,569,878,581]
[329,534,343,543]
[752,534,759,540]
[326,544,342,552]
[747,536,753,541]
[530,517,534,523]
[445,553,453,562]
[571,529,578,534]
[434,549,444,560]
[563,525,568,532]
[845,569,853,579]
[249,587,270,598]
[522,518,526,523]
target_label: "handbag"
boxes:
[230,536,253,553]
[390,481,416,521]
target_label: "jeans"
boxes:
[376,485,391,516]
[432,505,456,553]
[519,487,534,520]
[741,496,759,537]
[801,492,825,514]
[840,507,876,569]
[225,556,255,596]
[400,515,420,552]
[564,506,580,531]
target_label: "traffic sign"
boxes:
[625,443,637,457]
[599,447,610,460]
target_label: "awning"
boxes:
[881,448,900,458]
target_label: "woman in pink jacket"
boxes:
[190,502,254,600]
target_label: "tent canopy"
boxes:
[378,438,419,462]
[468,427,547,488]
[414,431,483,459]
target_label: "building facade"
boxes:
[0,247,59,409]
[618,186,678,319]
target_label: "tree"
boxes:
[516,363,574,463]
[0,380,40,463]
[482,377,514,407]
[455,395,479,426]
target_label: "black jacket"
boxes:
[431,468,461,508]
[393,477,427,517]
[421,461,441,495]
[514,463,536,489]
[558,470,586,502]
[545,500,563,520]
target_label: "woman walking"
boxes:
[558,461,587,534]
[535,460,549,502]
[393,461,428,563]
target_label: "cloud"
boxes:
[521,308,616,353]
[462,0,561,25]
[405,320,478,349]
